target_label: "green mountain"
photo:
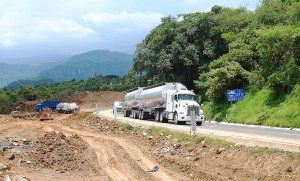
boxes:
[0,63,35,88]
[38,50,133,82]
[4,77,55,90]
[0,60,63,88]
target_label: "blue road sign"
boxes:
[227,89,244,101]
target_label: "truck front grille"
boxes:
[187,106,199,116]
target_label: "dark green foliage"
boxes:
[256,25,300,94]
[0,93,14,114]
[19,86,38,101]
[132,6,254,93]
[128,0,300,124]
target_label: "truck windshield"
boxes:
[178,94,195,101]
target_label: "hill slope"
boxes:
[0,63,35,88]
[4,77,55,90]
[39,50,133,82]
[0,60,63,88]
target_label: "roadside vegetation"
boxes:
[204,85,300,128]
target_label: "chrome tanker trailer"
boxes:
[123,87,143,117]
[123,82,204,125]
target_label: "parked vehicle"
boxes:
[35,100,62,112]
[56,102,79,114]
[113,101,124,113]
[56,102,68,113]
[123,82,204,125]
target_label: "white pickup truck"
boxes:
[56,102,79,114]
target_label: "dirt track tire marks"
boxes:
[42,125,187,181]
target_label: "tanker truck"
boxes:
[123,82,204,125]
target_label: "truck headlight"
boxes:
[199,109,204,115]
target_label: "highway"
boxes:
[100,109,300,152]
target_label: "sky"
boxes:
[0,0,260,62]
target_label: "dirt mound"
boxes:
[79,91,125,111]
[62,92,89,104]
[65,112,92,120]
[82,117,120,133]
[23,131,100,173]
[140,132,300,181]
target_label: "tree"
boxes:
[19,86,38,101]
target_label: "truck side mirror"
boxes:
[198,95,202,103]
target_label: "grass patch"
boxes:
[147,126,200,143]
[205,137,234,148]
[203,84,300,128]
[247,146,283,154]
[203,102,231,122]
[145,126,234,148]
[118,121,134,131]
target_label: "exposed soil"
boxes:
[0,91,300,181]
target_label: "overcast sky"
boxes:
[0,0,259,61]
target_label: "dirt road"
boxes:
[1,91,300,181]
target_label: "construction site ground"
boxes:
[0,91,299,181]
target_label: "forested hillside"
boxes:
[131,0,300,127]
[39,50,133,82]
[0,62,59,88]
[0,63,35,88]
[4,78,55,90]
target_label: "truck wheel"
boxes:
[134,111,139,119]
[196,122,202,126]
[162,117,168,123]
[139,111,144,120]
[123,110,128,117]
[155,111,160,122]
[144,112,149,120]
[126,111,131,117]
[173,113,180,125]
[160,112,168,123]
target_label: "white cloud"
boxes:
[185,0,201,5]
[0,39,17,47]
[37,18,94,37]
[82,11,163,31]
[0,9,94,47]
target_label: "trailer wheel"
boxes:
[155,111,160,122]
[124,110,130,117]
[144,112,149,120]
[139,111,144,120]
[134,111,139,119]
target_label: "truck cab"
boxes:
[167,90,204,125]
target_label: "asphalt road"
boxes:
[100,110,300,152]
